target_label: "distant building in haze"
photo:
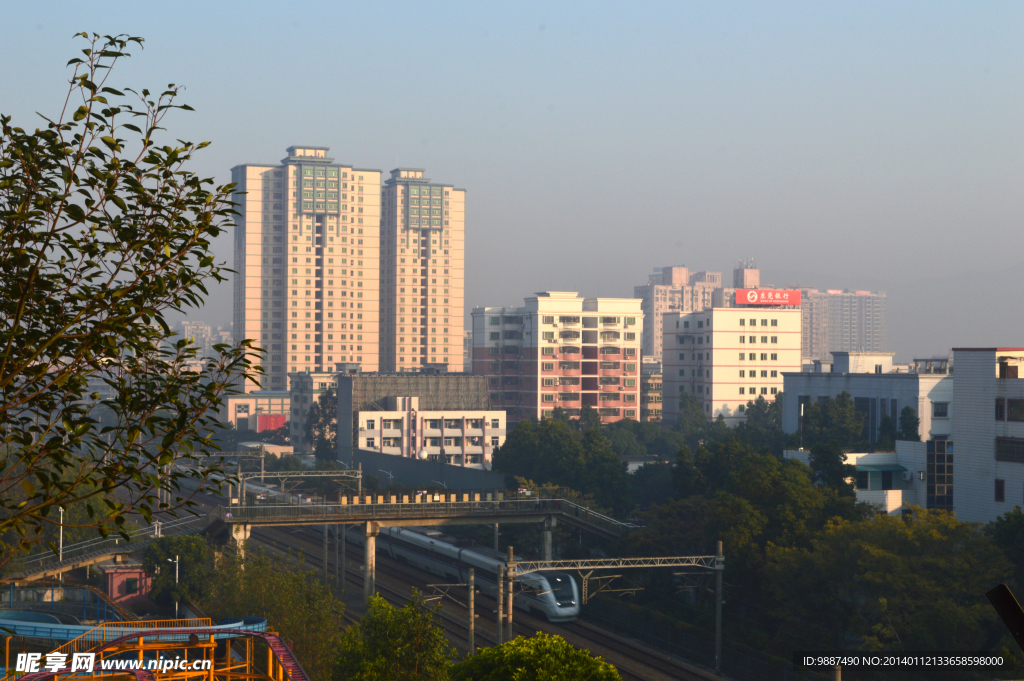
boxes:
[633,266,722,363]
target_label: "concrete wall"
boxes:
[352,448,504,490]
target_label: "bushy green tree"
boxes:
[451,633,620,681]
[766,509,1012,657]
[205,548,344,681]
[494,419,632,515]
[141,535,211,607]
[0,34,254,567]
[898,406,921,442]
[305,387,337,460]
[800,392,866,449]
[736,395,786,455]
[336,591,455,681]
[808,441,856,497]
[986,506,1024,592]
[876,415,898,451]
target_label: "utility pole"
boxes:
[493,523,499,552]
[467,569,475,655]
[334,525,339,589]
[58,507,63,582]
[506,546,514,638]
[715,540,724,677]
[260,445,265,484]
[322,525,328,583]
[496,565,504,645]
[340,525,346,595]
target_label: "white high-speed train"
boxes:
[349,526,580,622]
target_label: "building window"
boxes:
[996,398,1006,420]
[739,387,745,395]
[770,336,777,343]
[739,336,745,343]
[1008,400,1024,422]
[366,420,375,430]
[996,479,1006,503]
[739,319,745,326]
[542,362,554,371]
[739,354,745,361]
[996,437,1024,463]
[770,353,778,360]
[491,437,500,447]
[933,402,949,418]
[125,578,138,595]
[771,319,778,327]
[491,419,500,428]
[366,438,375,449]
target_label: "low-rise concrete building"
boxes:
[948,347,1024,522]
[781,353,953,445]
[786,442,926,514]
[336,372,503,470]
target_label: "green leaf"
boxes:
[21,480,35,498]
[72,105,89,121]
[164,244,171,258]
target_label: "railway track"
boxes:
[267,524,717,681]
[160,492,719,680]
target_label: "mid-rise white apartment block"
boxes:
[472,292,643,425]
[948,348,1024,522]
[231,146,381,392]
[662,306,802,425]
[781,353,954,445]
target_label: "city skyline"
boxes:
[2,3,1020,362]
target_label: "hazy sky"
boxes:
[2,2,1021,360]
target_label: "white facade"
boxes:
[781,353,954,444]
[355,396,505,470]
[662,307,802,425]
[785,441,927,514]
[949,348,1024,522]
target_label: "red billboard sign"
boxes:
[737,289,801,306]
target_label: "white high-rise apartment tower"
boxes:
[232,146,381,392]
[379,169,466,372]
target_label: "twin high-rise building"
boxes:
[379,169,466,372]
[231,147,464,394]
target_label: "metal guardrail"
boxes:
[15,515,208,573]
[215,496,638,537]
[54,618,213,656]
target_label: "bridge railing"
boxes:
[14,515,208,573]
[216,496,637,536]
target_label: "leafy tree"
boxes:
[576,404,602,433]
[898,406,921,442]
[336,591,456,681]
[876,415,897,451]
[494,419,632,515]
[205,548,344,681]
[807,441,856,497]
[0,34,254,567]
[305,387,337,460]
[672,391,707,445]
[765,509,1013,657]
[630,461,674,510]
[736,395,786,455]
[800,392,865,449]
[141,535,211,608]
[450,632,620,681]
[986,506,1024,591]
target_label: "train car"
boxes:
[349,526,579,622]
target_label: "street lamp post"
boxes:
[167,556,179,619]
[58,507,64,582]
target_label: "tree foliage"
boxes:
[766,510,1013,657]
[898,405,921,442]
[204,547,344,681]
[798,391,866,450]
[141,535,211,607]
[493,418,633,515]
[450,633,620,681]
[807,441,856,497]
[336,591,456,681]
[305,387,337,460]
[0,34,254,567]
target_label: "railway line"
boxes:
[166,489,721,680]
[259,523,718,681]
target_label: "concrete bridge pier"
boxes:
[543,516,556,562]
[364,521,379,605]
[232,524,252,560]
